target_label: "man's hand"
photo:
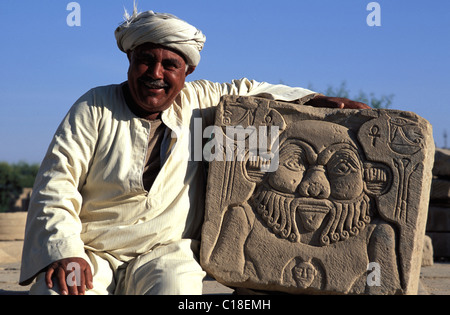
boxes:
[45,257,94,295]
[306,95,370,109]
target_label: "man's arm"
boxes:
[187,79,368,118]
[186,78,321,126]
[20,90,99,294]
[305,95,370,109]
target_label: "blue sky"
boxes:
[1,0,449,163]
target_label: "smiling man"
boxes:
[126,44,195,119]
[20,8,368,295]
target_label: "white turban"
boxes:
[115,10,206,67]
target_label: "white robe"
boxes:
[20,78,316,286]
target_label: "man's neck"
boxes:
[121,82,162,121]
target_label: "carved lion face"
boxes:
[268,140,365,202]
[250,120,391,246]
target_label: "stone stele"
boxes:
[200,96,435,295]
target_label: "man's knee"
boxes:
[143,268,204,295]
[123,242,206,295]
[29,273,59,295]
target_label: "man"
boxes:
[20,8,369,295]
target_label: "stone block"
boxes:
[428,233,450,258]
[201,96,435,295]
[430,179,450,202]
[0,212,27,241]
[422,235,434,267]
[433,148,450,178]
[426,207,450,232]
[0,241,24,264]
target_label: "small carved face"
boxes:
[293,261,317,289]
[268,140,364,202]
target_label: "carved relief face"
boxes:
[268,141,365,202]
[250,120,390,246]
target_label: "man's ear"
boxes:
[363,162,392,196]
[186,66,196,76]
[127,50,133,62]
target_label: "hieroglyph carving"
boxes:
[201,96,434,295]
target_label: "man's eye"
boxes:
[137,58,151,66]
[163,61,181,70]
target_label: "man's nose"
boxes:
[147,62,164,79]
[298,166,331,199]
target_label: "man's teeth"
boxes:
[141,80,167,89]
[145,83,164,89]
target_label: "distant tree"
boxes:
[0,162,14,212]
[308,81,394,109]
[0,162,39,212]
[444,130,448,149]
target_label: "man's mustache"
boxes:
[138,77,169,89]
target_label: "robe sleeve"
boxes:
[185,78,319,126]
[20,89,99,285]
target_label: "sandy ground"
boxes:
[0,240,235,295]
[1,240,449,295]
[0,261,234,295]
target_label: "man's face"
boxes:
[127,43,194,116]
